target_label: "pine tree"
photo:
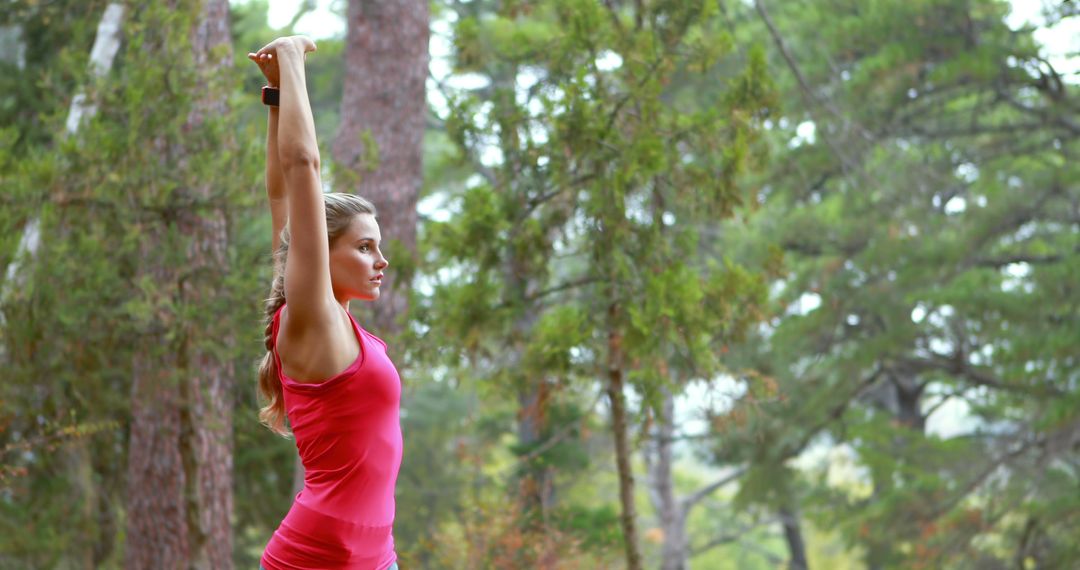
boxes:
[426,1,776,566]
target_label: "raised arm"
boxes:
[248,51,287,252]
[266,107,288,252]
[253,37,336,327]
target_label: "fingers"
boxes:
[251,36,315,61]
[254,39,280,57]
[292,36,317,53]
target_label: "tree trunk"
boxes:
[0,23,27,70]
[125,1,234,567]
[181,2,235,563]
[127,352,189,569]
[862,371,928,570]
[645,387,688,570]
[517,375,556,516]
[779,503,809,570]
[492,52,559,519]
[607,301,643,570]
[333,0,429,335]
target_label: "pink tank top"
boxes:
[261,305,403,570]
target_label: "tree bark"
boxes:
[333,0,429,335]
[125,1,234,567]
[607,301,643,570]
[517,374,556,516]
[645,387,688,570]
[127,353,189,569]
[779,503,809,570]
[180,2,235,563]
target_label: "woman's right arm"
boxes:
[253,37,335,326]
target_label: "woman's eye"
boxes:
[359,245,370,252]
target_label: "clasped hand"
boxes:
[247,36,317,87]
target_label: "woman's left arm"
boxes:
[248,51,288,253]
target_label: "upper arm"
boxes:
[270,196,287,253]
[281,164,336,327]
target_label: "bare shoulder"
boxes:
[276,304,360,384]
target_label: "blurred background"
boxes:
[1,0,1077,568]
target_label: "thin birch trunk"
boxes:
[0,3,124,311]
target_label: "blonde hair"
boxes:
[257,192,377,436]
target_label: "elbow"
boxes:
[280,149,321,173]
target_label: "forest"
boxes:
[1,0,1077,568]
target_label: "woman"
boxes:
[248,36,402,570]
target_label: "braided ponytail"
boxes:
[256,192,377,437]
[258,239,290,436]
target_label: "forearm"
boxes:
[266,107,288,252]
[266,108,286,201]
[275,45,320,170]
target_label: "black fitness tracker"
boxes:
[262,86,280,107]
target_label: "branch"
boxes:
[682,467,748,510]
[525,276,604,303]
[974,247,1077,269]
[753,0,872,177]
[516,390,605,463]
[427,69,498,186]
[898,355,1064,398]
[688,530,742,556]
[926,430,1045,520]
[780,364,887,460]
[515,168,600,224]
[899,122,1046,139]
[691,528,785,563]
[996,87,1080,136]
[490,275,603,311]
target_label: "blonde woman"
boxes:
[248,36,402,570]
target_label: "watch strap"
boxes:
[261,86,280,107]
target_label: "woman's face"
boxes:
[329,214,389,302]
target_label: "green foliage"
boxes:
[420,0,780,566]
[0,1,268,565]
[552,503,623,550]
[713,0,1080,567]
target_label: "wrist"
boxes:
[275,41,302,59]
[262,86,280,107]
